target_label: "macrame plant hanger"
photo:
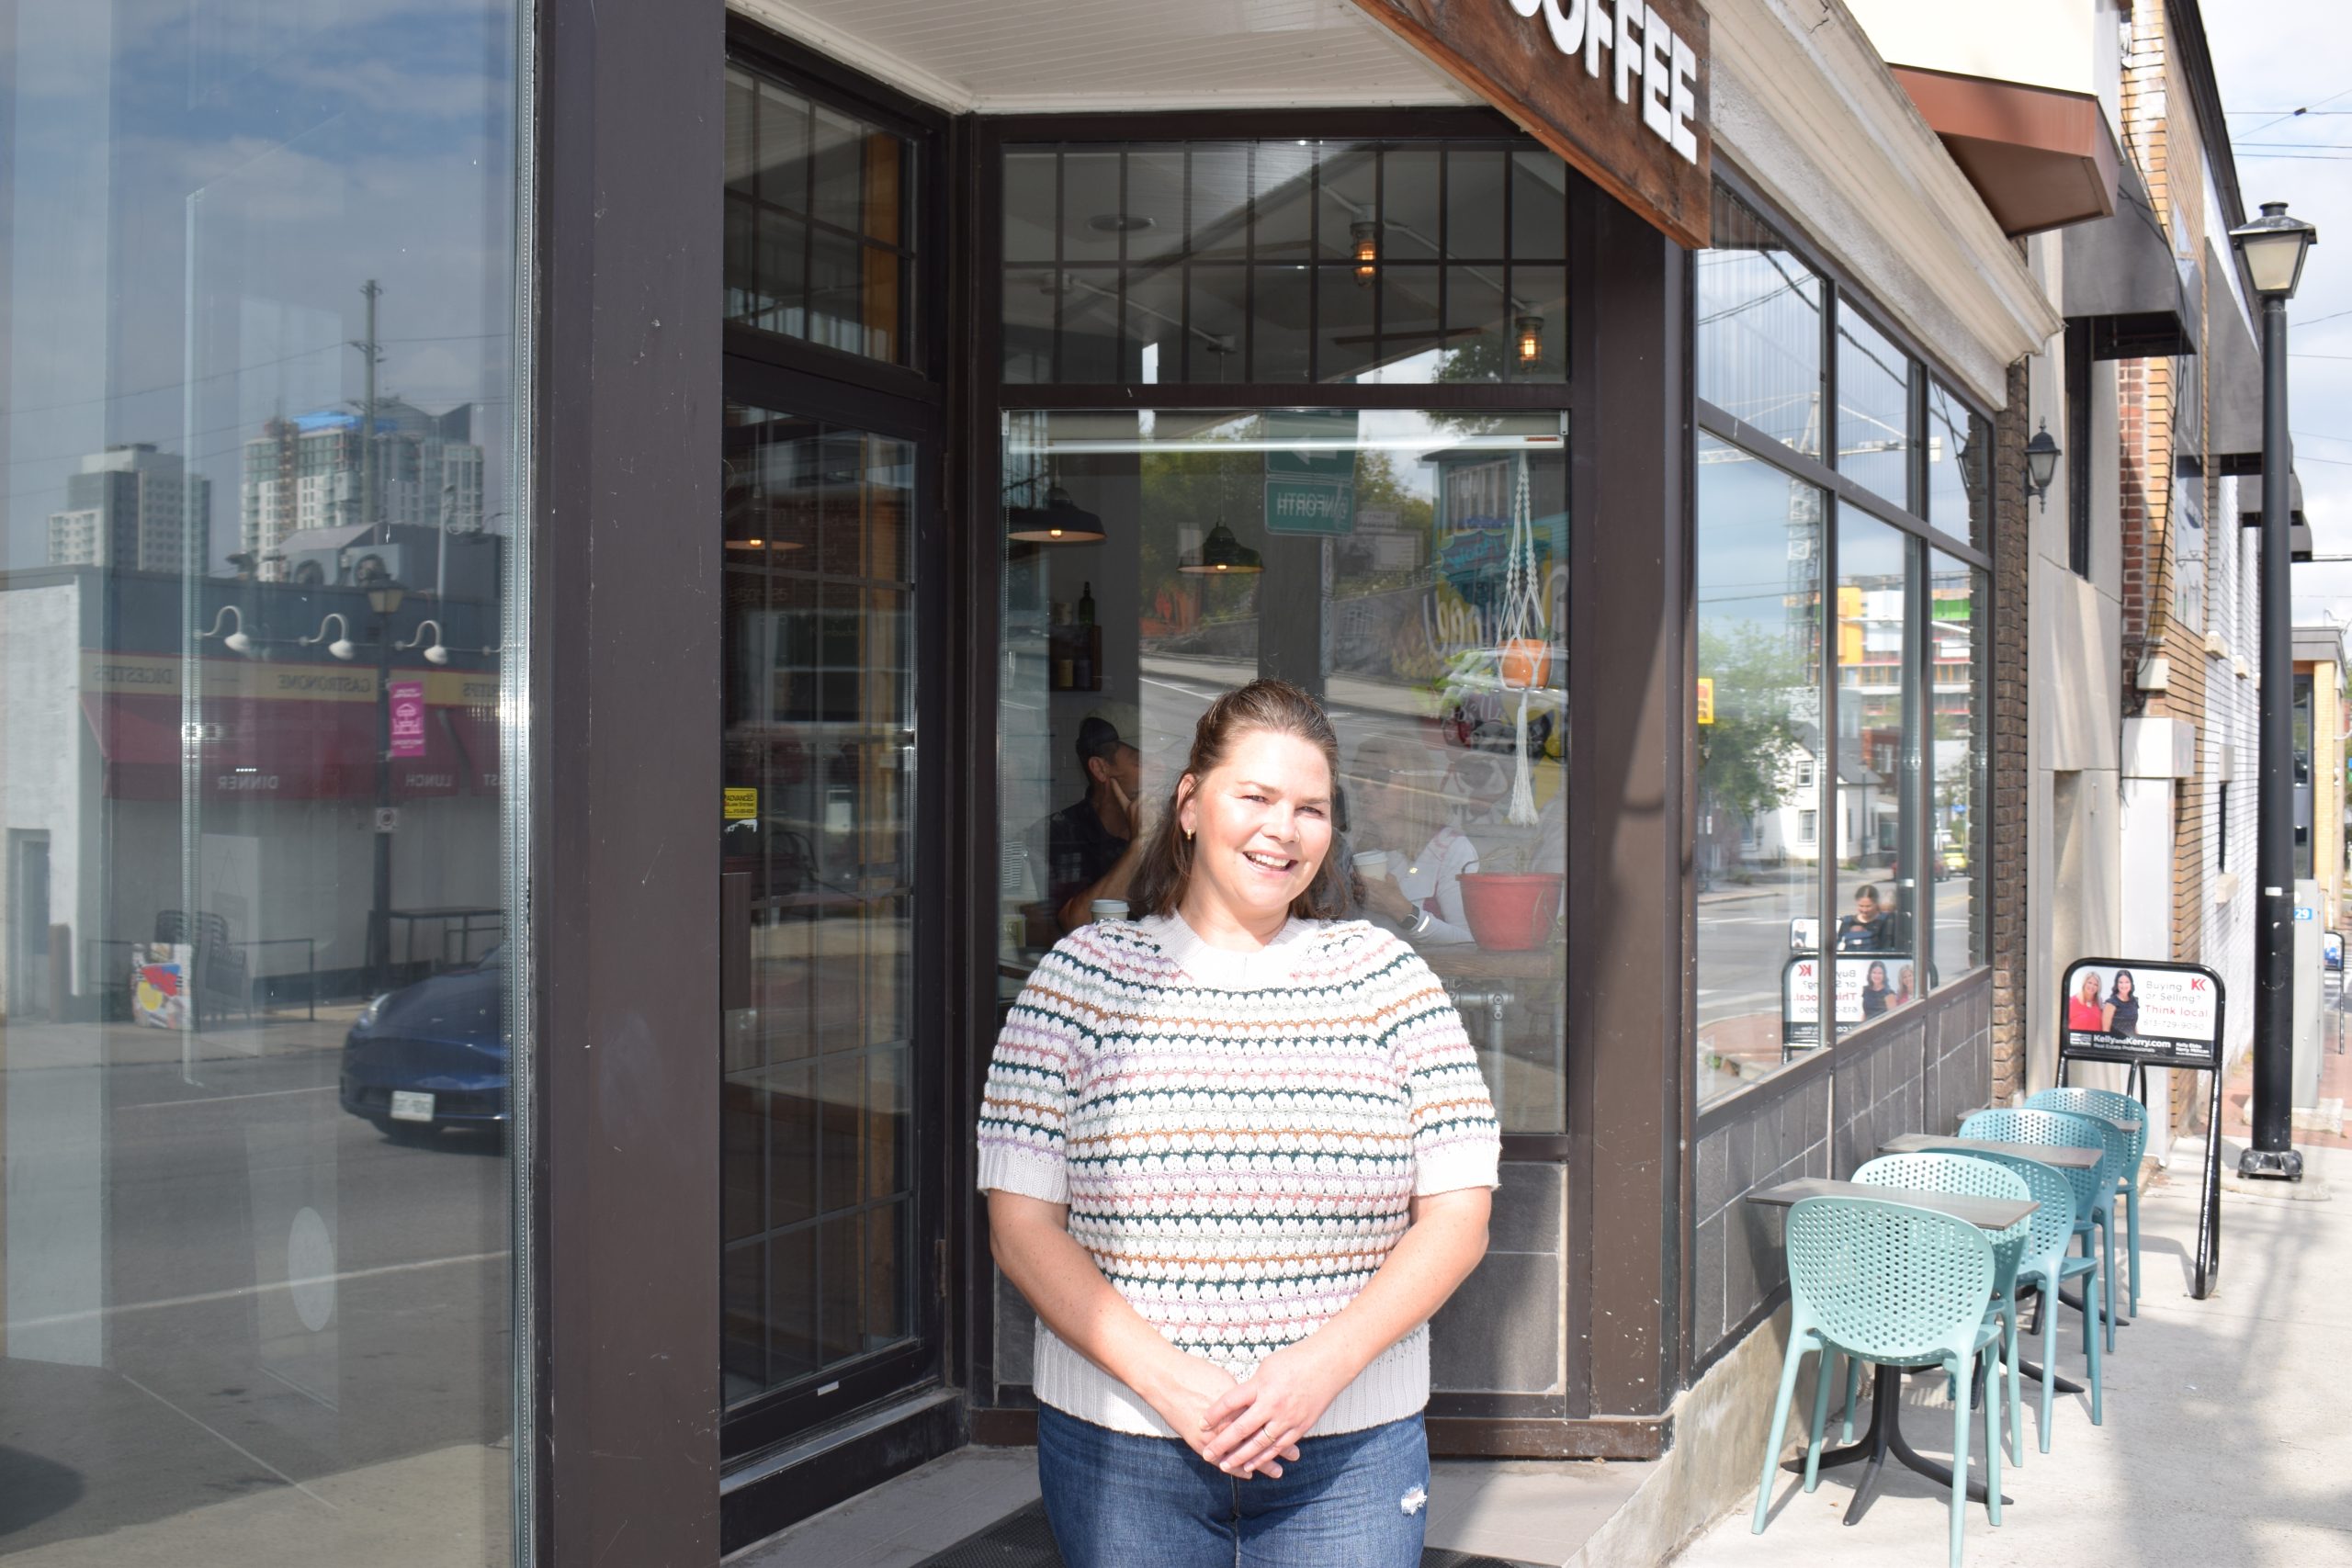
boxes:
[1498,453,1548,826]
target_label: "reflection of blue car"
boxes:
[339,948,507,1137]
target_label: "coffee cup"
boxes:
[1353,850,1391,881]
[1091,898,1130,922]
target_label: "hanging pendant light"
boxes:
[1178,517,1263,576]
[1005,474,1106,544]
[1351,220,1380,287]
[1515,314,1545,367]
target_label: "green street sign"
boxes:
[1265,478,1354,536]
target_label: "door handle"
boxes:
[720,870,751,1013]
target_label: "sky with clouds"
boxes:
[2205,2,2352,624]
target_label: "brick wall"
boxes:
[1990,354,2031,1104]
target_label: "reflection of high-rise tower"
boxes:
[46,444,211,570]
[241,400,485,578]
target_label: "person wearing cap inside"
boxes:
[1040,705,1151,933]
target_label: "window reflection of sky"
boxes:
[4,1,516,571]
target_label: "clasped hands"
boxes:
[1143,1338,1353,1481]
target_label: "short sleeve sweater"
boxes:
[977,912,1502,1438]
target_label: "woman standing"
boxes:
[1859,959,1892,1021]
[978,681,1501,1567]
[2104,968,2139,1037]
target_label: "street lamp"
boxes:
[2024,421,2060,513]
[2231,198,2319,1181]
[368,580,408,993]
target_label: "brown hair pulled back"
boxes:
[1128,678,1352,920]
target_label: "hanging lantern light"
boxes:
[1515,314,1545,367]
[1351,220,1380,287]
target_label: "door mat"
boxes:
[909,1500,1540,1568]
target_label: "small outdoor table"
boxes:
[1747,1179,2037,1524]
[1880,1133,2103,1171]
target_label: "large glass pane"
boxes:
[0,4,522,1563]
[1928,552,1986,980]
[1924,380,1988,548]
[1694,436,1825,1103]
[720,405,920,1412]
[998,141,1574,387]
[997,410,1568,1134]
[1837,305,1914,508]
[729,68,916,368]
[1696,184,1824,458]
[1834,507,1920,1022]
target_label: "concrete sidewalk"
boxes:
[1668,1139,2352,1567]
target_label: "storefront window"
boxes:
[995,410,1568,1134]
[1001,142,1569,387]
[1929,552,1987,976]
[1925,379,1989,549]
[719,405,919,1413]
[1694,434,1825,1103]
[1834,507,1919,1020]
[1694,186,1823,459]
[0,4,523,1564]
[1837,305,1915,509]
[727,65,917,366]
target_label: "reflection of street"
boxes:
[1,1009,508,1565]
[1696,883,1972,1102]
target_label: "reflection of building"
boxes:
[241,400,484,576]
[46,444,210,571]
[1743,725,1883,866]
[0,565,503,1005]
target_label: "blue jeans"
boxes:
[1036,1405,1430,1568]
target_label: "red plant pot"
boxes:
[1458,873,1565,951]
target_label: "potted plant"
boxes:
[1457,845,1564,952]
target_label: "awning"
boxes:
[83,693,496,802]
[1890,65,2120,237]
[2062,155,2199,359]
[2204,238,2269,478]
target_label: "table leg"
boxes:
[1804,1364,2006,1519]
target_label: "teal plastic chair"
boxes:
[1966,1149,2100,1445]
[2007,1100,2128,1349]
[1962,1108,2116,1356]
[1752,1196,2004,1568]
[2028,1086,2149,1317]
[1852,1153,2030,1466]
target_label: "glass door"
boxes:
[718,394,933,1455]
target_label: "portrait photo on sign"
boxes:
[2060,957,2220,1066]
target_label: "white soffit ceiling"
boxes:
[728,0,1481,114]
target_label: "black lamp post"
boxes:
[368,578,407,995]
[2232,199,2319,1180]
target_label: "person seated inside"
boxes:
[1835,883,1902,953]
[1342,734,1478,945]
[1040,705,1148,934]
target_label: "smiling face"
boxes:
[1175,728,1335,934]
[1854,889,1881,922]
[2080,973,2103,1006]
[2113,971,2134,1002]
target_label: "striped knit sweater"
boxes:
[978,911,1501,1438]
